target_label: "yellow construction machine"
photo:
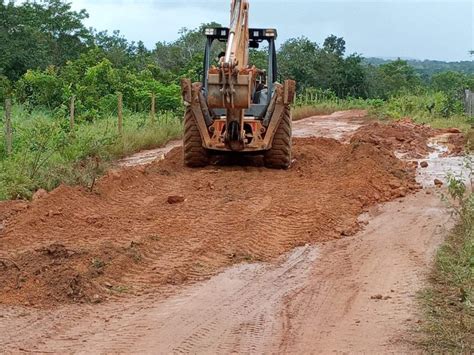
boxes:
[180,0,296,169]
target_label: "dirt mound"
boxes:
[0,201,28,223]
[351,119,464,159]
[0,137,420,307]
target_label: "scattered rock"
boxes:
[86,215,102,225]
[389,180,401,189]
[371,294,392,301]
[32,189,48,201]
[104,282,113,289]
[37,243,75,259]
[92,294,102,304]
[167,195,185,204]
[434,179,444,187]
[420,161,429,168]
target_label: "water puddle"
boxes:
[406,134,473,189]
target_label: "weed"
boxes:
[0,106,182,200]
[91,258,106,269]
[418,157,473,352]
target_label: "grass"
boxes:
[293,94,474,133]
[0,105,182,200]
[418,167,474,352]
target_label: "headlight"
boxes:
[265,29,276,37]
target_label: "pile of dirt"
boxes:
[0,137,420,307]
[351,119,464,159]
[0,201,28,224]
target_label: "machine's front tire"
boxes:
[264,106,292,169]
[183,108,209,168]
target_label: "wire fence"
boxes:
[2,93,171,157]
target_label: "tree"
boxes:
[0,0,91,81]
[323,35,346,57]
[341,54,367,97]
[372,59,422,98]
[93,30,134,68]
[431,71,471,95]
[153,22,223,81]
[278,37,320,91]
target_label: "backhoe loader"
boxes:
[180,0,296,169]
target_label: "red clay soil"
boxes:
[0,137,420,308]
[351,118,464,159]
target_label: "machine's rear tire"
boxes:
[264,107,292,169]
[183,108,209,167]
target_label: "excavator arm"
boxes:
[224,0,250,70]
[180,0,296,167]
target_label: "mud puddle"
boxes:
[410,134,473,188]
[117,140,181,167]
[293,109,366,140]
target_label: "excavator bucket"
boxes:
[207,71,254,110]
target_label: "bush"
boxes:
[383,92,464,119]
[15,67,67,109]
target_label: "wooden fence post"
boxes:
[5,98,12,156]
[466,90,474,117]
[69,95,75,130]
[150,93,156,124]
[471,91,474,117]
[117,92,123,136]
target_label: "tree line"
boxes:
[1,0,473,120]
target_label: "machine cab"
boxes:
[202,27,278,119]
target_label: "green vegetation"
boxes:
[0,105,181,200]
[294,87,473,131]
[365,57,474,77]
[1,0,474,200]
[419,165,473,352]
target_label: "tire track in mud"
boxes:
[0,111,464,353]
[1,246,319,353]
[0,134,419,306]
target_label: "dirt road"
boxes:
[0,110,466,353]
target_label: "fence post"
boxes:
[69,95,75,130]
[150,93,156,124]
[471,91,473,117]
[117,92,123,136]
[5,98,12,156]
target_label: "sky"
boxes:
[69,0,474,62]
